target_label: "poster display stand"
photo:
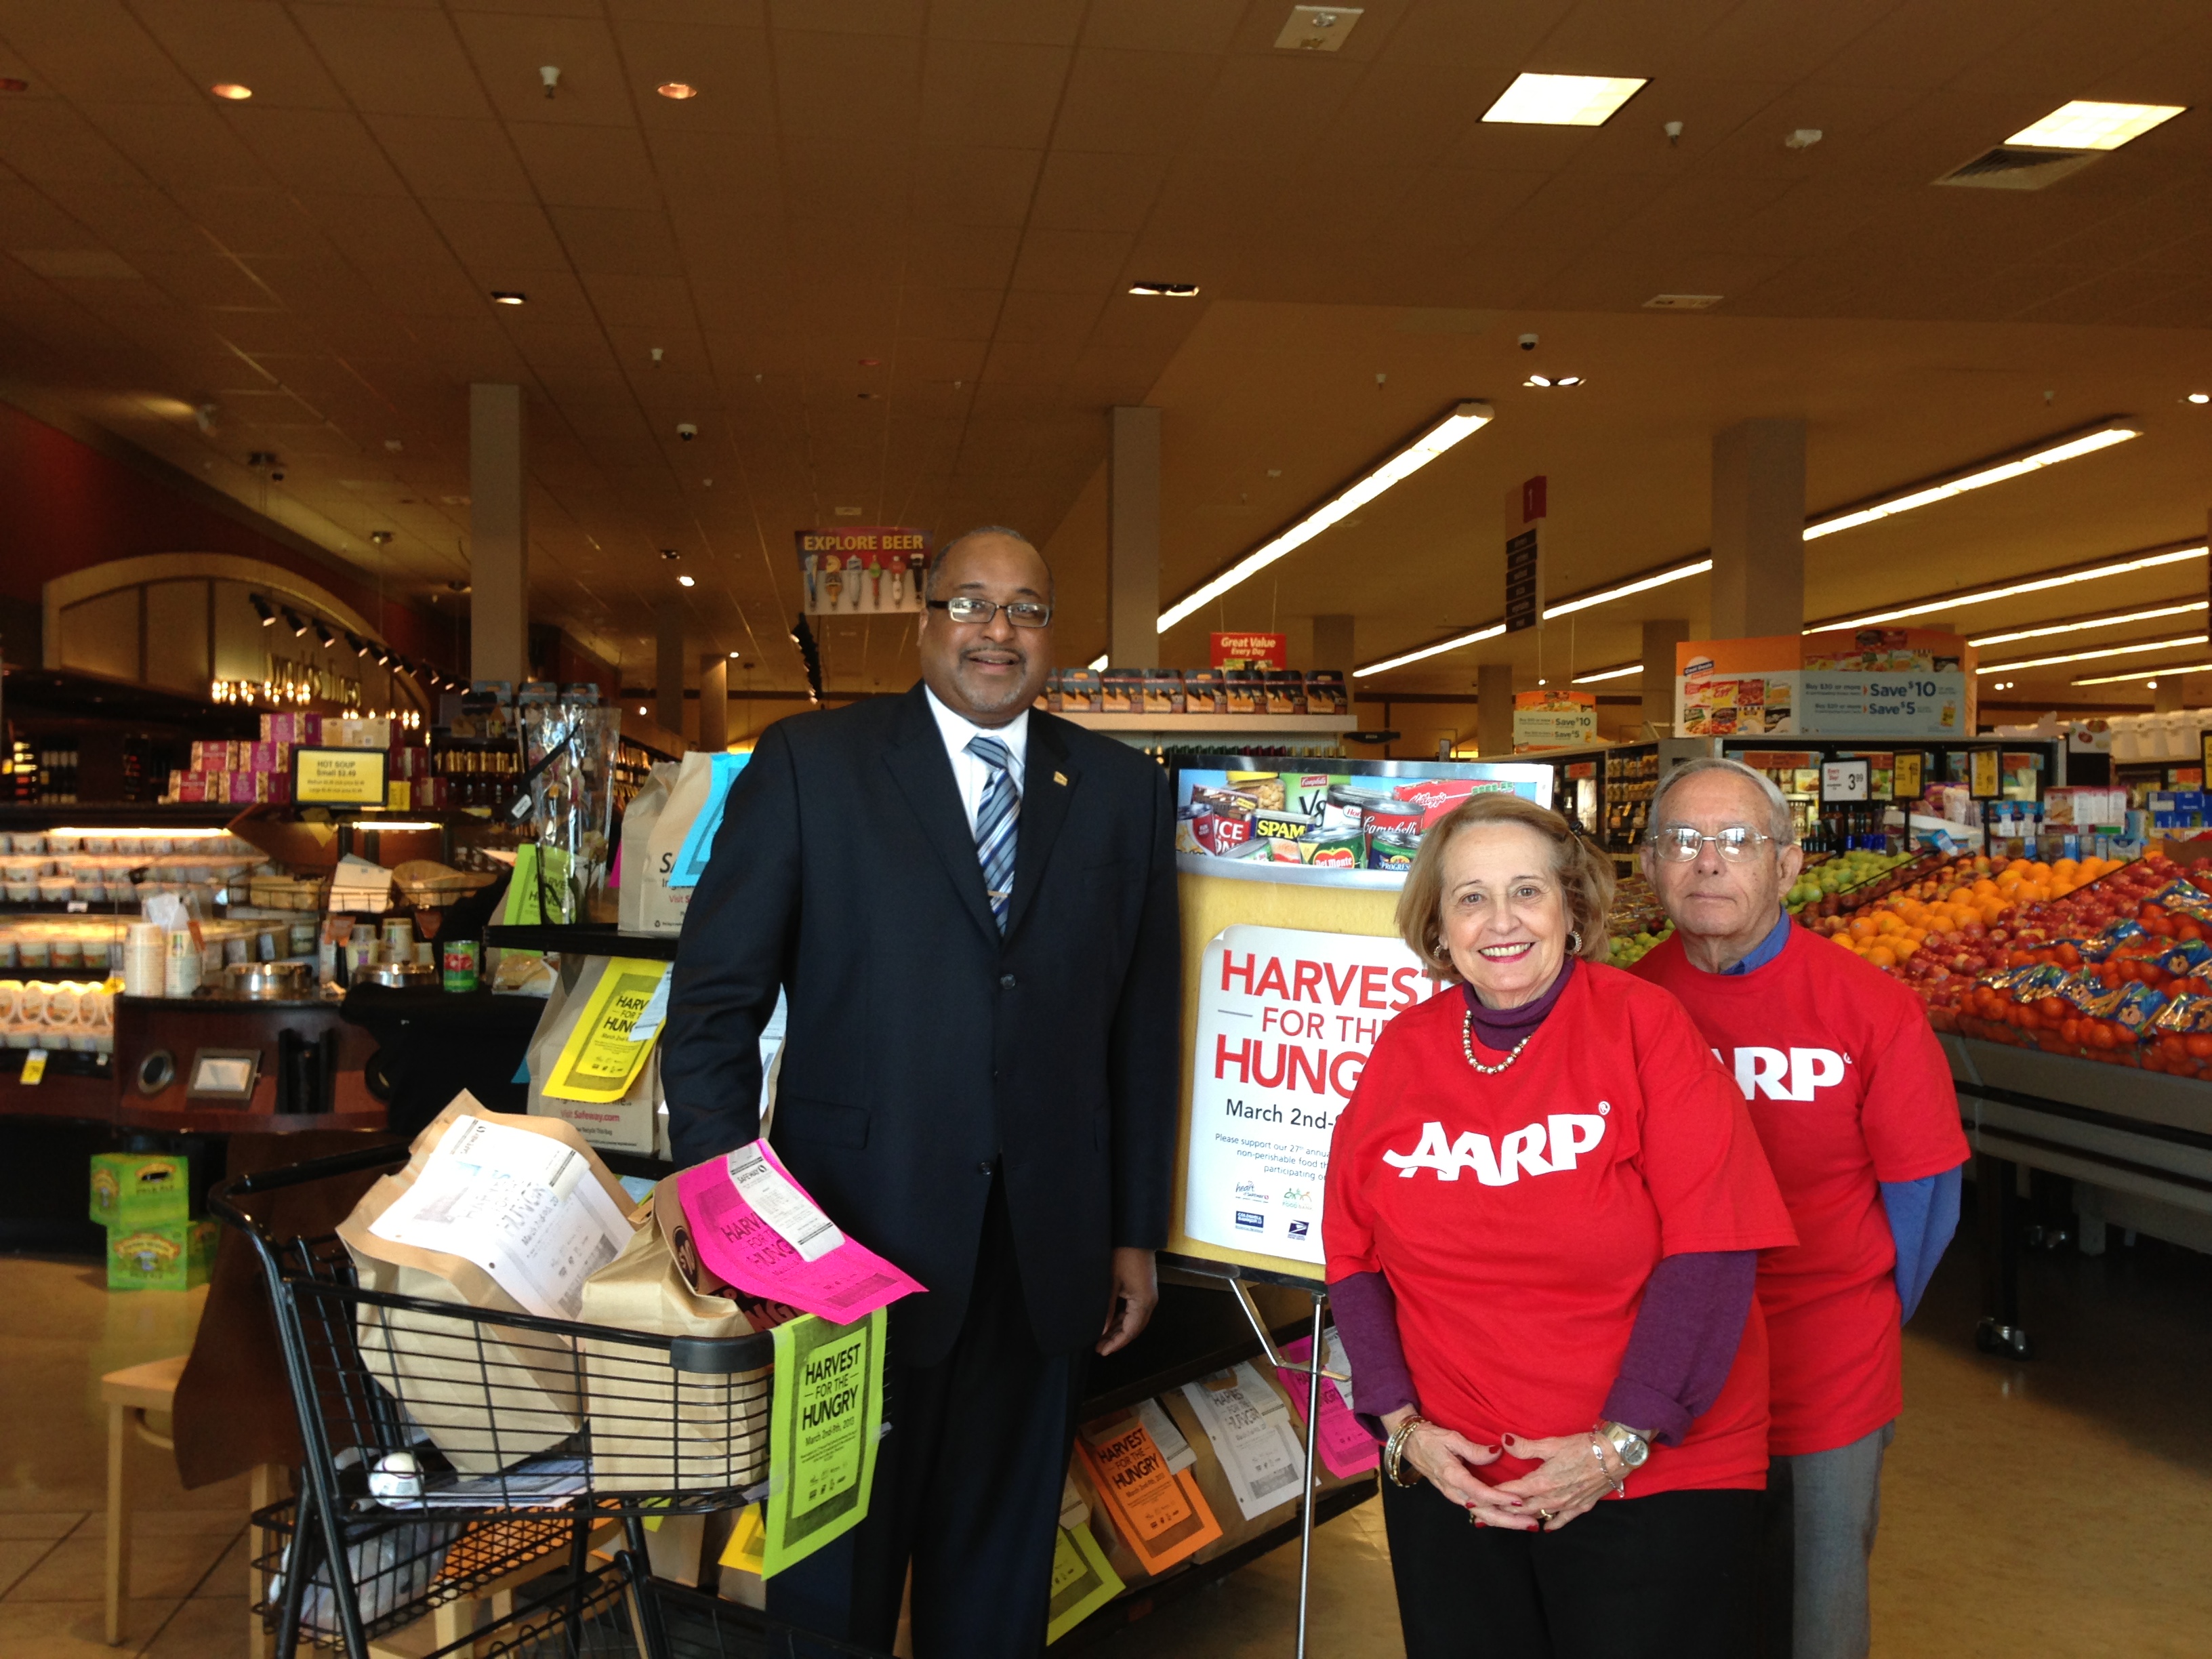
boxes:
[1162,752,1550,1656]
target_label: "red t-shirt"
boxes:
[1324,963,1797,1496]
[1633,924,1969,1456]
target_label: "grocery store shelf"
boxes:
[1061,713,1357,735]
[487,923,679,961]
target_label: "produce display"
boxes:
[1785,848,1912,915]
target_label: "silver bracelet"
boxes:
[1588,1431,1626,1497]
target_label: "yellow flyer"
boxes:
[763,1309,886,1577]
[1046,1523,1123,1643]
[717,1504,766,1573]
[543,958,670,1103]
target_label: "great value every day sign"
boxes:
[1185,924,1437,1267]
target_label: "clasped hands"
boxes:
[1381,1409,1625,1532]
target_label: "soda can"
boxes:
[441,937,480,994]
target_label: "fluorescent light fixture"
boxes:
[1572,663,1643,684]
[1482,73,1647,127]
[1969,599,2207,648]
[1803,423,2139,542]
[1810,541,2207,631]
[2074,659,2212,687]
[1544,558,1712,621]
[1088,653,1107,672]
[1354,624,1507,679]
[1159,401,1494,634]
[2007,101,2187,151]
[1128,282,1200,298]
[1976,634,2205,675]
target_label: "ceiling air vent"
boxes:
[1935,145,2097,191]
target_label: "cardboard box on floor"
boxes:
[91,1151,190,1228]
[106,1218,216,1290]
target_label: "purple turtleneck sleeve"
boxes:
[1326,960,1758,1445]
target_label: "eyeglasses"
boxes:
[1651,825,1774,863]
[927,596,1052,629]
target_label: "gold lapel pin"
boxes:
[1053,771,1068,787]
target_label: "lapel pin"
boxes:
[1053,771,1068,787]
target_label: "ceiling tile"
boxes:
[774,30,921,141]
[765,0,925,37]
[1081,0,1247,56]
[1010,227,1129,293]
[453,12,634,128]
[901,220,1019,289]
[509,121,661,207]
[583,274,698,331]
[1185,55,1360,157]
[421,197,568,274]
[1375,0,1574,69]
[781,143,912,220]
[548,205,684,277]
[919,39,1069,148]
[1052,49,1221,153]
[367,115,538,203]
[893,285,1000,340]
[928,0,1087,47]
[991,286,1100,346]
[229,107,411,197]
[128,0,350,110]
[618,22,778,136]
[0,0,197,104]
[1029,148,1168,232]
[909,144,1040,226]
[83,101,270,192]
[290,5,493,120]
[0,99,152,187]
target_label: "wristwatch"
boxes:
[1597,1420,1651,1470]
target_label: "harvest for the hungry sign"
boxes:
[1184,923,1437,1265]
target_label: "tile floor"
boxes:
[3,1218,2207,1658]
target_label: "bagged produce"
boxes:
[337,1095,636,1474]
[578,1176,769,1491]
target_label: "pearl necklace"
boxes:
[1461,1008,1532,1076]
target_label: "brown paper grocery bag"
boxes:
[524,958,663,1155]
[617,762,680,933]
[337,1094,637,1475]
[578,1177,769,1492]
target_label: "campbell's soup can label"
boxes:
[441,938,480,994]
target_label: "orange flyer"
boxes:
[1076,1414,1223,1573]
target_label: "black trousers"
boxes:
[766,1174,1088,1659]
[1380,1473,1761,1659]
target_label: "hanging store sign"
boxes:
[1513,689,1597,751]
[1183,924,1438,1267]
[1675,629,1975,739]
[1210,632,1288,670]
[796,529,930,616]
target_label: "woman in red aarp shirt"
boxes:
[1324,793,1796,1659]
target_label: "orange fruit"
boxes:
[1867,945,1898,968]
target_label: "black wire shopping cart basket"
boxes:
[212,1141,893,1659]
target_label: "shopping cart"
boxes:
[211,1141,890,1659]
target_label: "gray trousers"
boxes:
[1761,1422,1894,1659]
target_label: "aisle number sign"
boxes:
[1184,924,1437,1266]
[291,746,388,806]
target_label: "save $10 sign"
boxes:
[1185,924,1436,1266]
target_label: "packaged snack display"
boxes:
[1173,763,1549,871]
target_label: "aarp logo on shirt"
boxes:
[1382,1112,1607,1185]
[1723,1046,1847,1102]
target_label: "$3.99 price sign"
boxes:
[1183,924,1436,1265]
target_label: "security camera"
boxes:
[1518,333,1538,352]
[676,422,697,441]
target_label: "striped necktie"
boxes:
[966,734,1019,933]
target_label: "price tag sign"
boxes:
[1968,748,2003,800]
[1893,752,1924,802]
[1820,759,1870,802]
[21,1050,47,1086]
[293,746,389,806]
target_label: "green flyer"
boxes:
[1046,1523,1124,1643]
[764,1308,886,1576]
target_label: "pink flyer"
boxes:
[1275,1332,1379,1479]
[674,1141,923,1324]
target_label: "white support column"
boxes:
[468,384,527,684]
[697,653,729,751]
[1477,662,1514,756]
[1641,619,1689,737]
[1109,406,1161,668]
[1710,418,1806,640]
[656,601,685,737]
[1311,615,1355,674]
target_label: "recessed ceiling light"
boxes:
[491,291,527,306]
[678,574,695,587]
[209,83,253,101]
[656,82,699,100]
[2007,100,2187,151]
[1481,73,1647,127]
[1525,374,1551,387]
[1128,281,1200,298]
[661,548,680,560]
[2190,392,2210,405]
[728,651,739,659]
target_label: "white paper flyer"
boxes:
[1181,1361,1306,1521]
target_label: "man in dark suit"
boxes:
[661,527,1181,1658]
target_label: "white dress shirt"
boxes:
[924,687,1029,837]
